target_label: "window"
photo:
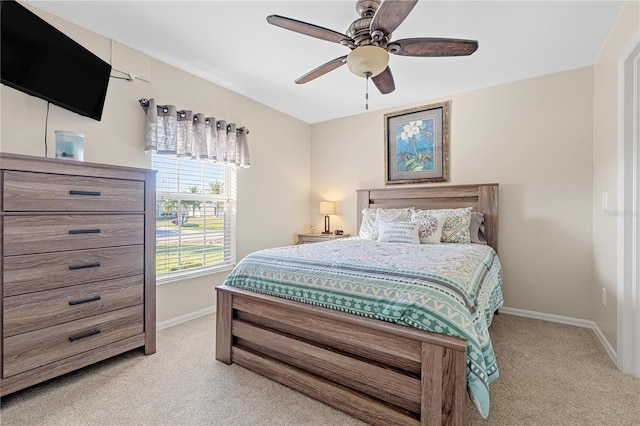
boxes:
[152,153,236,279]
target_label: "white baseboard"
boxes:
[499,306,618,365]
[157,306,216,331]
[592,323,617,366]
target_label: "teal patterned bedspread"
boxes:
[223,237,503,418]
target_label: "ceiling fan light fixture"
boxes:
[346,45,389,78]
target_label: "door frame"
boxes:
[617,32,640,376]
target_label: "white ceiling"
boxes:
[28,0,624,124]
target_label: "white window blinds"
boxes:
[152,154,236,277]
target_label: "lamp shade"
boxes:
[346,46,389,78]
[319,201,336,215]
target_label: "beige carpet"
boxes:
[1,313,639,425]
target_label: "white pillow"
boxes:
[359,208,377,240]
[411,211,446,244]
[377,221,420,244]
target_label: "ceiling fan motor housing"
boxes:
[346,0,389,78]
[348,0,388,47]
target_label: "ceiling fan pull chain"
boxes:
[364,71,371,110]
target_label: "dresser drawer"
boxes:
[3,245,144,297]
[3,275,144,337]
[3,304,143,377]
[3,214,144,256]
[3,171,144,212]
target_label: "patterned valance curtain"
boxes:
[140,98,250,168]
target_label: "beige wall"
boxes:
[0,3,311,324]
[311,67,595,319]
[592,0,640,351]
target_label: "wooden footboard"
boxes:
[216,284,467,426]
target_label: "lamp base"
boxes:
[323,215,331,234]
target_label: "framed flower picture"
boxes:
[384,101,450,185]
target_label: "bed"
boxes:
[216,183,502,425]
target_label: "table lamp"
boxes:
[319,201,335,234]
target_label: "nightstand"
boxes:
[296,233,351,245]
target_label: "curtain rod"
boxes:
[138,98,249,134]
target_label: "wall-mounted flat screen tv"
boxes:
[1,0,111,121]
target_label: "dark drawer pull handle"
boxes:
[68,262,101,270]
[69,190,101,196]
[68,229,101,235]
[68,329,101,342]
[68,295,101,306]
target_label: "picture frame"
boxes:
[384,101,450,185]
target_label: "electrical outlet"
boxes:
[602,288,607,306]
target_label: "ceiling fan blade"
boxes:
[370,0,418,35]
[267,15,353,45]
[391,38,479,57]
[295,56,348,84]
[372,67,395,94]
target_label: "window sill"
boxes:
[156,264,236,286]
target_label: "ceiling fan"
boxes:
[267,0,478,97]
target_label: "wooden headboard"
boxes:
[356,183,499,252]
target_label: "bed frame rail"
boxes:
[216,285,467,426]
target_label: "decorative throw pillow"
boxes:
[470,211,488,245]
[410,210,446,244]
[376,207,413,222]
[359,208,377,240]
[439,207,473,243]
[377,221,420,244]
[375,207,413,240]
[412,207,473,243]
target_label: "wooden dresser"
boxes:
[0,153,156,396]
